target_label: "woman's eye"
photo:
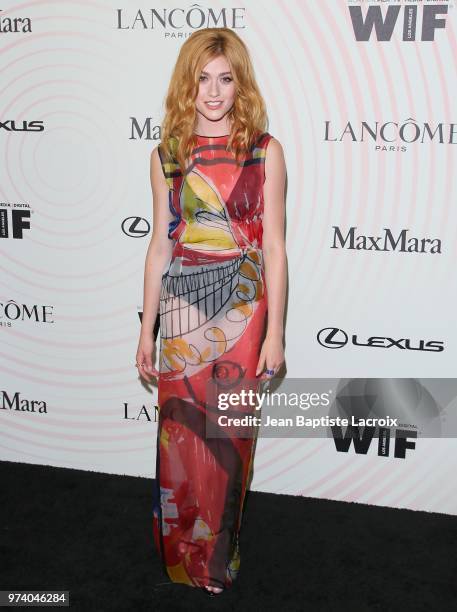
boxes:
[199,75,232,82]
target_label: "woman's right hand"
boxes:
[136,334,160,382]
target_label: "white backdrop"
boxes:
[1,0,456,515]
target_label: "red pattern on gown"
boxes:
[152,131,273,590]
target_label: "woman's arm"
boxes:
[137,146,175,381]
[255,137,287,377]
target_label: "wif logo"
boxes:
[0,208,31,239]
[332,423,417,459]
[348,4,449,42]
[329,379,445,460]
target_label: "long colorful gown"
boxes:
[153,130,273,590]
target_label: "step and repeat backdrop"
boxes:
[1,1,457,515]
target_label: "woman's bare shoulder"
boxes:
[266,135,284,152]
[265,135,285,168]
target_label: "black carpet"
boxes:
[1,460,456,611]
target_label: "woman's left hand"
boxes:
[255,333,285,379]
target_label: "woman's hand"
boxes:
[136,334,159,382]
[255,332,285,379]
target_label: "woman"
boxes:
[136,27,287,596]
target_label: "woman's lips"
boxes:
[205,101,223,109]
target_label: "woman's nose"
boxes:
[208,80,220,96]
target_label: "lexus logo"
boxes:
[317,328,348,349]
[317,327,444,353]
[122,217,150,237]
[0,120,44,132]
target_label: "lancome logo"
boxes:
[348,3,449,42]
[1,300,54,328]
[331,227,441,254]
[116,5,246,35]
[324,119,457,151]
[123,402,158,422]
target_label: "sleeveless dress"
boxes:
[153,131,273,591]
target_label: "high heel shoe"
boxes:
[200,583,224,596]
[201,586,216,597]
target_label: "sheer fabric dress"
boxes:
[152,131,273,590]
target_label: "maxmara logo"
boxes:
[129,118,160,140]
[116,5,246,34]
[331,227,441,254]
[348,2,450,42]
[1,391,47,414]
[0,9,32,33]
[324,119,457,151]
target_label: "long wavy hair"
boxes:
[159,27,268,174]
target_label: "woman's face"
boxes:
[195,55,236,130]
